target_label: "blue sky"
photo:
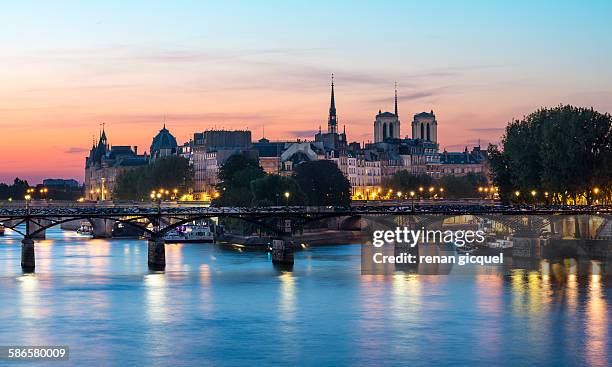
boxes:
[1,0,611,182]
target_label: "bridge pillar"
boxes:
[91,218,115,238]
[271,238,294,266]
[26,219,50,239]
[512,236,543,258]
[148,237,166,270]
[21,238,35,272]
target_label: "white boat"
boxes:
[77,221,93,235]
[164,223,214,243]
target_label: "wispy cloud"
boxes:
[469,127,505,133]
[65,147,88,154]
[285,129,317,137]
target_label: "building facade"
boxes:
[436,146,487,177]
[84,128,148,200]
[373,86,400,143]
[412,111,438,143]
[150,125,178,160]
[192,130,254,199]
[314,75,348,151]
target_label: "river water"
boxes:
[0,227,610,366]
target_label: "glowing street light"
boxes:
[515,191,520,197]
[593,187,600,195]
[531,190,537,197]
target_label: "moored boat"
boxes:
[76,221,93,235]
[164,223,214,243]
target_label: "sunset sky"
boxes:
[1,0,611,183]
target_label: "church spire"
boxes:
[328,73,337,134]
[100,122,107,141]
[394,81,398,117]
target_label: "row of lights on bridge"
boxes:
[355,187,445,200]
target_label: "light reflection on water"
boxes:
[0,227,609,366]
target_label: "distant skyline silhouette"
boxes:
[2,1,611,182]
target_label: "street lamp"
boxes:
[284,191,290,206]
[24,194,32,212]
[40,187,48,200]
[409,190,416,210]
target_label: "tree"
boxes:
[0,178,30,200]
[293,160,351,206]
[214,154,265,206]
[489,105,612,204]
[251,174,305,206]
[114,156,193,200]
[382,172,434,194]
[383,171,487,199]
[437,172,488,199]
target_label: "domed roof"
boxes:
[150,125,178,155]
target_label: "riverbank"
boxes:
[218,229,362,248]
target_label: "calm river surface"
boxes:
[0,227,610,366]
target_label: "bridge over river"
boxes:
[1,200,610,272]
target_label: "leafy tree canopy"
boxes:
[488,105,612,204]
[214,154,265,206]
[293,160,351,207]
[114,156,193,200]
[0,178,30,200]
[382,171,487,199]
[251,174,305,206]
